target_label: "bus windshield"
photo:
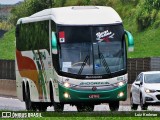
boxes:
[57,24,126,76]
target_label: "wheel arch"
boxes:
[22,81,26,101]
[21,78,31,101]
[26,81,31,100]
[130,92,135,103]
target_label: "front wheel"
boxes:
[140,96,148,110]
[54,102,64,112]
[109,101,119,111]
[37,105,47,112]
[50,84,64,112]
[76,104,94,112]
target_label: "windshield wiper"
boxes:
[99,53,112,76]
[78,55,89,75]
[97,43,111,75]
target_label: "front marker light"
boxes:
[64,82,70,88]
[64,92,70,98]
[63,82,77,88]
[118,81,125,87]
[118,92,124,97]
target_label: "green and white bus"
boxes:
[15,6,134,111]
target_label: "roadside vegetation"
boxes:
[0,28,15,59]
[8,117,160,120]
[0,4,13,30]
[1,0,160,59]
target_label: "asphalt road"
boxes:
[0,97,159,111]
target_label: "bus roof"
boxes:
[17,6,122,25]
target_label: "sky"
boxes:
[0,0,24,5]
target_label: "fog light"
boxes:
[64,92,70,98]
[145,97,153,101]
[118,92,124,97]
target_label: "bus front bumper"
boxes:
[58,84,127,103]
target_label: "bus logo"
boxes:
[80,81,109,86]
[92,86,97,91]
[96,30,115,42]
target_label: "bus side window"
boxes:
[16,25,20,38]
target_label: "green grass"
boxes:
[1,117,159,120]
[116,1,160,58]
[1,111,160,119]
[0,28,15,60]
[1,110,160,119]
[30,117,160,120]
[128,28,160,58]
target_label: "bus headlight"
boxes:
[118,81,125,87]
[63,82,76,88]
[113,81,126,87]
[64,82,70,88]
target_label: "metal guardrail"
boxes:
[0,60,15,80]
[127,58,150,83]
[0,57,159,84]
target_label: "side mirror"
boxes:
[52,32,58,54]
[125,30,134,52]
[135,81,140,86]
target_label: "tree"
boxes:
[9,0,54,25]
[9,0,116,25]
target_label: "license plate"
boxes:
[89,94,100,98]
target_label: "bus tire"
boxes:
[54,102,64,112]
[109,101,119,111]
[50,82,64,112]
[25,84,32,110]
[37,105,47,111]
[76,104,94,112]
